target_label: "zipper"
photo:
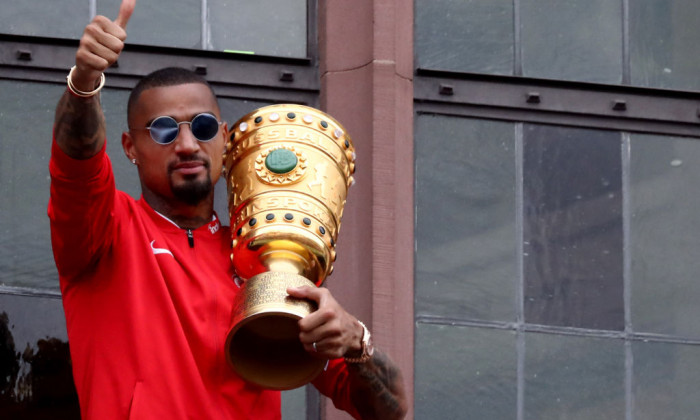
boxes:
[186,229,194,248]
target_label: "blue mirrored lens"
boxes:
[149,117,179,144]
[191,113,220,142]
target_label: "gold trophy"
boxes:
[222,104,356,390]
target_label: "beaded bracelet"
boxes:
[66,66,105,98]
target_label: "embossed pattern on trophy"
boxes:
[222,105,356,390]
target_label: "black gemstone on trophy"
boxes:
[255,116,263,124]
[229,131,235,141]
[344,139,350,148]
[287,112,296,119]
[249,218,257,227]
[303,217,311,226]
[330,238,335,247]
[319,226,326,235]
[237,227,242,236]
[266,213,275,221]
[285,213,294,221]
[321,120,328,128]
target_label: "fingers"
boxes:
[287,286,330,330]
[73,0,134,91]
[115,0,136,29]
[287,285,327,305]
[78,20,124,64]
[288,286,361,359]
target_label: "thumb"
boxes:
[114,0,135,29]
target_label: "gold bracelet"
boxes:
[66,66,105,98]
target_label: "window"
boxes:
[415,0,700,418]
[2,0,309,58]
[0,1,319,417]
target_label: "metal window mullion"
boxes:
[622,0,630,85]
[202,0,211,50]
[513,0,522,77]
[306,0,318,64]
[621,132,634,420]
[515,122,525,420]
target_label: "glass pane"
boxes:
[209,0,307,58]
[523,125,623,330]
[630,134,700,338]
[414,0,514,75]
[97,0,201,49]
[0,0,88,39]
[0,81,62,290]
[521,0,622,83]
[415,115,517,322]
[281,386,307,420]
[524,333,624,420]
[0,293,79,417]
[630,0,700,91]
[633,341,700,419]
[415,323,517,419]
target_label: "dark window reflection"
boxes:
[523,125,624,330]
[0,296,79,419]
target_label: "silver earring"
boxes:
[132,158,137,164]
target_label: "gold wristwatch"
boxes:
[344,320,374,363]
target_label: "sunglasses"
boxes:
[134,113,223,145]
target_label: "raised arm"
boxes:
[54,0,134,159]
[288,286,408,419]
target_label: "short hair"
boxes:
[126,67,217,125]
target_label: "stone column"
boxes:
[318,0,414,418]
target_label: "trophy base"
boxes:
[225,272,325,390]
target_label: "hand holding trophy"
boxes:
[222,105,356,390]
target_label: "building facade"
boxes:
[2,0,700,419]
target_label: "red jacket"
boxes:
[48,138,357,419]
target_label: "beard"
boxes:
[171,174,213,206]
[168,156,214,206]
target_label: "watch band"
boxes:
[344,320,374,364]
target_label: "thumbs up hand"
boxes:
[72,0,135,92]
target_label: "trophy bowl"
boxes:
[222,104,356,390]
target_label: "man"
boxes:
[48,1,407,419]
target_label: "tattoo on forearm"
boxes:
[349,350,406,419]
[55,90,105,159]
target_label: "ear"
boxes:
[216,121,229,156]
[221,121,229,146]
[122,131,136,162]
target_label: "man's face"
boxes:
[123,83,227,207]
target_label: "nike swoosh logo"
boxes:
[150,240,174,257]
